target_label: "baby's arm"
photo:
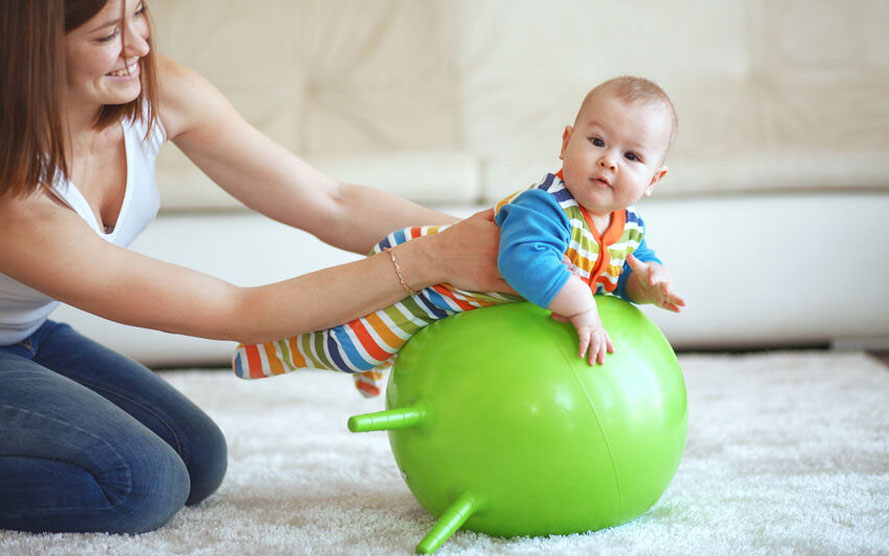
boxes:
[547,276,614,365]
[613,222,685,313]
[496,189,612,364]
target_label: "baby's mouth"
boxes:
[592,176,611,187]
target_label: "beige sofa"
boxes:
[55,0,889,367]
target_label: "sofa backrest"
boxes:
[150,0,889,210]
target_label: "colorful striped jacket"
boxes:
[494,171,656,307]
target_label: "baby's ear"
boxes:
[559,125,573,160]
[645,166,668,196]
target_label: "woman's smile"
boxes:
[106,59,140,78]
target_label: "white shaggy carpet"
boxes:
[1,351,888,556]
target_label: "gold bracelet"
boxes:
[385,247,416,296]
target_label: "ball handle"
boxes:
[416,491,479,554]
[347,404,427,432]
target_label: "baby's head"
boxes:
[559,76,677,216]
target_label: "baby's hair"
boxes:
[578,76,678,151]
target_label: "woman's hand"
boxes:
[422,209,514,294]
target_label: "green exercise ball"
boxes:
[348,299,687,554]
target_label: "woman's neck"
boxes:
[63,89,104,136]
[63,100,105,163]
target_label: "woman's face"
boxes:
[63,0,150,113]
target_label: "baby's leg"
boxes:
[232,225,448,381]
[232,283,455,386]
[232,224,518,396]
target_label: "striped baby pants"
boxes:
[232,224,517,397]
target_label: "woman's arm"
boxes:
[0,193,504,344]
[0,55,509,343]
[156,55,450,255]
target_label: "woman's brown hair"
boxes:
[0,0,159,199]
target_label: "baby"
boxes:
[234,76,685,396]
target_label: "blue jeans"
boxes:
[0,321,227,533]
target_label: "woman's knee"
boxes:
[107,440,191,534]
[182,413,227,506]
[0,353,194,534]
[0,435,190,534]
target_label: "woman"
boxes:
[0,0,507,534]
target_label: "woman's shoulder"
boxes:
[155,55,229,140]
[154,55,192,139]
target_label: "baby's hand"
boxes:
[626,254,686,313]
[555,309,615,365]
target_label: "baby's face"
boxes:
[559,92,672,217]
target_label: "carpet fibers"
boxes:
[1,351,887,555]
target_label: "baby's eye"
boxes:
[624,152,641,162]
[589,137,605,147]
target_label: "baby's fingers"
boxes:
[626,253,645,273]
[659,284,686,312]
[666,294,686,312]
[588,335,602,366]
[667,289,686,306]
[578,333,591,361]
[596,333,615,365]
[587,332,614,366]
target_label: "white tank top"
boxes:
[0,108,165,345]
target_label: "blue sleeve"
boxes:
[494,189,572,308]
[614,219,662,301]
